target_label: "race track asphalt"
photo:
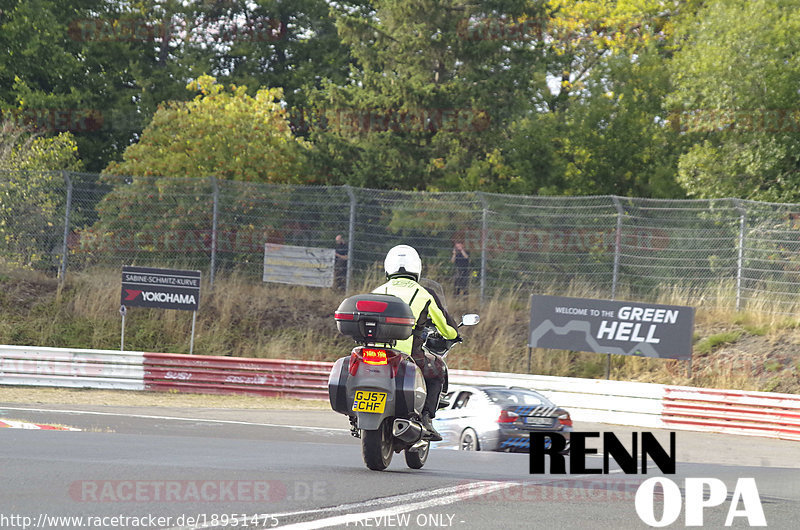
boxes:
[1,404,798,529]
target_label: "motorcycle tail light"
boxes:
[497,410,519,423]
[362,348,389,365]
[348,349,361,376]
[349,347,403,377]
[386,349,403,378]
[355,300,388,312]
[385,316,416,325]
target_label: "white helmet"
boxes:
[384,245,422,280]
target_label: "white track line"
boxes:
[274,481,514,530]
[170,471,626,530]
[166,481,519,530]
[0,406,350,433]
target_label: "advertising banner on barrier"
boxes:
[121,266,201,311]
[263,244,335,287]
[528,295,694,360]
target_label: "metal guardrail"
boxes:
[143,352,331,399]
[662,387,800,442]
[0,345,144,390]
[2,344,800,442]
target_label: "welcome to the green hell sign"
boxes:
[528,295,695,360]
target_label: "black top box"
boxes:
[334,294,416,342]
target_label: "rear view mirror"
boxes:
[461,314,480,326]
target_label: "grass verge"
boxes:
[1,267,800,393]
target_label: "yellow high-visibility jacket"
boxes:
[372,277,458,355]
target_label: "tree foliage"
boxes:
[0,0,353,172]
[105,75,310,183]
[84,77,313,265]
[0,120,83,269]
[307,0,548,192]
[668,0,800,201]
[8,0,799,204]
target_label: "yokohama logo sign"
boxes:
[123,290,197,305]
[121,266,201,311]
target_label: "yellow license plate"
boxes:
[352,391,387,414]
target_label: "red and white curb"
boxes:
[0,418,80,431]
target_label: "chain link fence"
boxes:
[3,170,800,313]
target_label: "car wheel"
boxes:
[459,428,479,451]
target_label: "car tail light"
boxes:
[497,410,519,423]
[558,412,572,427]
[334,312,354,320]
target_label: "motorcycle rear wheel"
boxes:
[361,419,393,471]
[404,440,430,469]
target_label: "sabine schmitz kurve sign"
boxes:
[528,295,694,360]
[121,266,201,311]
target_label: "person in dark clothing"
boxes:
[451,242,470,296]
[334,234,348,290]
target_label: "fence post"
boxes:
[611,196,624,300]
[209,176,219,288]
[735,200,747,312]
[607,196,625,380]
[59,171,73,284]
[345,185,356,293]
[478,192,489,304]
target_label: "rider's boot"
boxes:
[420,411,442,442]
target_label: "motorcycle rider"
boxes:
[373,245,460,441]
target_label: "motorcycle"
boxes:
[328,286,479,471]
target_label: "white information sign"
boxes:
[263,244,335,288]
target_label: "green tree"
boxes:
[0,120,82,269]
[0,0,353,172]
[308,0,549,191]
[499,0,699,197]
[0,0,160,171]
[105,75,310,182]
[507,45,684,197]
[668,0,800,201]
[80,77,312,267]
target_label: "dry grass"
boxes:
[0,386,328,409]
[2,266,800,393]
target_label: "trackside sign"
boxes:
[528,295,694,360]
[263,244,335,288]
[121,266,201,311]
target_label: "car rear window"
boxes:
[484,389,551,407]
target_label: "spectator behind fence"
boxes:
[451,242,470,296]
[334,234,348,290]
